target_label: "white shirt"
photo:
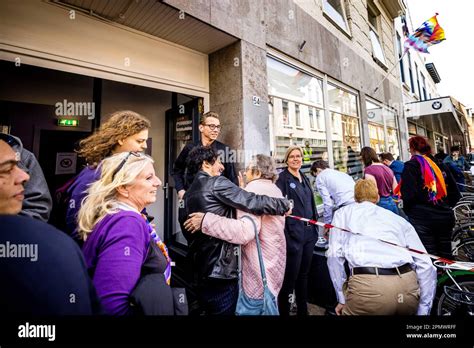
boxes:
[315,168,355,224]
[326,201,437,315]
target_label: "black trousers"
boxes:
[407,205,455,259]
[198,278,238,315]
[278,231,317,316]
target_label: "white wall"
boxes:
[0,0,209,96]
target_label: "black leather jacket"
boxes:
[179,171,290,284]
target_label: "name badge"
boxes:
[290,182,296,189]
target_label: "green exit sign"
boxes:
[57,119,79,127]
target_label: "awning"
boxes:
[405,97,465,133]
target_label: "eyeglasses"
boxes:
[203,124,222,131]
[112,151,141,180]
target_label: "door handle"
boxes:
[162,183,169,199]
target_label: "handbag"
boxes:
[235,216,279,316]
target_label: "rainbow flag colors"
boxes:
[404,14,446,53]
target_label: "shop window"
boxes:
[366,100,400,159]
[417,125,427,137]
[267,57,326,170]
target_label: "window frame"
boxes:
[367,0,387,68]
[407,51,415,93]
[396,32,406,83]
[415,62,422,99]
[365,97,401,159]
[323,0,352,37]
[267,50,365,177]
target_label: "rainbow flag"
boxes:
[404,14,446,53]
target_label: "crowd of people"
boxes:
[0,108,466,316]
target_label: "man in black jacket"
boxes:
[179,146,290,315]
[172,111,237,201]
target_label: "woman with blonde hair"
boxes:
[183,154,286,314]
[275,145,319,316]
[79,151,173,315]
[65,110,151,243]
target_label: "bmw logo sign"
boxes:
[432,101,442,110]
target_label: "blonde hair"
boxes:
[77,152,154,241]
[283,146,304,164]
[77,110,151,165]
[354,179,379,204]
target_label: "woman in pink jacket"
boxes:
[183,154,287,303]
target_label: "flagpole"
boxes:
[373,48,408,94]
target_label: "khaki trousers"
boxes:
[342,270,420,315]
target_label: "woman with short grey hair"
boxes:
[245,154,278,183]
[183,154,287,314]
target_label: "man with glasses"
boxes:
[173,111,237,201]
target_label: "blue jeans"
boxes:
[378,196,399,215]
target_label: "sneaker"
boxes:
[315,236,328,247]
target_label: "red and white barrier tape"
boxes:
[287,214,474,272]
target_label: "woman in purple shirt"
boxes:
[78,152,170,315]
[65,110,150,244]
[361,147,399,215]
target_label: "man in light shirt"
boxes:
[311,160,355,239]
[327,179,437,315]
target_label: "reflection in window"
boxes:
[367,1,385,66]
[369,30,386,65]
[316,108,324,130]
[323,0,349,32]
[366,100,400,159]
[282,100,289,125]
[408,122,417,136]
[267,57,327,170]
[417,126,427,137]
[267,57,323,106]
[295,104,301,127]
[327,84,357,116]
[332,113,362,180]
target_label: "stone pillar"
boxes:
[209,40,270,172]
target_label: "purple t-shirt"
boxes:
[82,210,150,315]
[66,166,101,240]
[364,164,395,197]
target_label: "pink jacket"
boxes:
[201,179,286,299]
